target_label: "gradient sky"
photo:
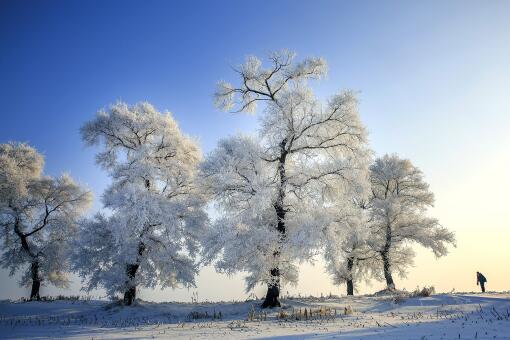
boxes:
[1,0,509,302]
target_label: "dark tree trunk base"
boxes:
[123,262,140,306]
[261,285,281,308]
[346,279,354,296]
[385,277,395,290]
[29,262,41,301]
[381,252,395,290]
[123,286,136,306]
[346,257,354,296]
[30,280,41,301]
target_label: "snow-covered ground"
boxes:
[0,293,509,339]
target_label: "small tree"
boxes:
[74,102,207,305]
[204,51,369,308]
[0,142,91,300]
[323,198,377,296]
[368,154,455,290]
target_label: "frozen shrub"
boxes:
[412,286,435,297]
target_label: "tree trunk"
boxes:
[262,268,281,308]
[346,280,354,296]
[123,263,139,305]
[262,140,287,309]
[381,223,395,290]
[381,251,395,289]
[123,241,145,306]
[14,218,42,301]
[123,179,152,306]
[262,201,285,308]
[346,257,354,296]
[29,261,41,301]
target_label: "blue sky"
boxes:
[1,0,509,300]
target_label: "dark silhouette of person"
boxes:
[476,271,487,293]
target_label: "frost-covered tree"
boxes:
[203,51,370,307]
[0,142,91,300]
[74,102,207,305]
[323,197,378,296]
[368,154,455,289]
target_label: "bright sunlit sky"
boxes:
[1,0,509,302]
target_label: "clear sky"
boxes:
[1,0,509,301]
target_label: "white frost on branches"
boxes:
[73,102,207,300]
[322,197,377,291]
[368,154,455,288]
[203,51,370,297]
[0,142,91,298]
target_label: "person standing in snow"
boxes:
[476,271,487,293]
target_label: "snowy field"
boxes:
[0,293,509,339]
